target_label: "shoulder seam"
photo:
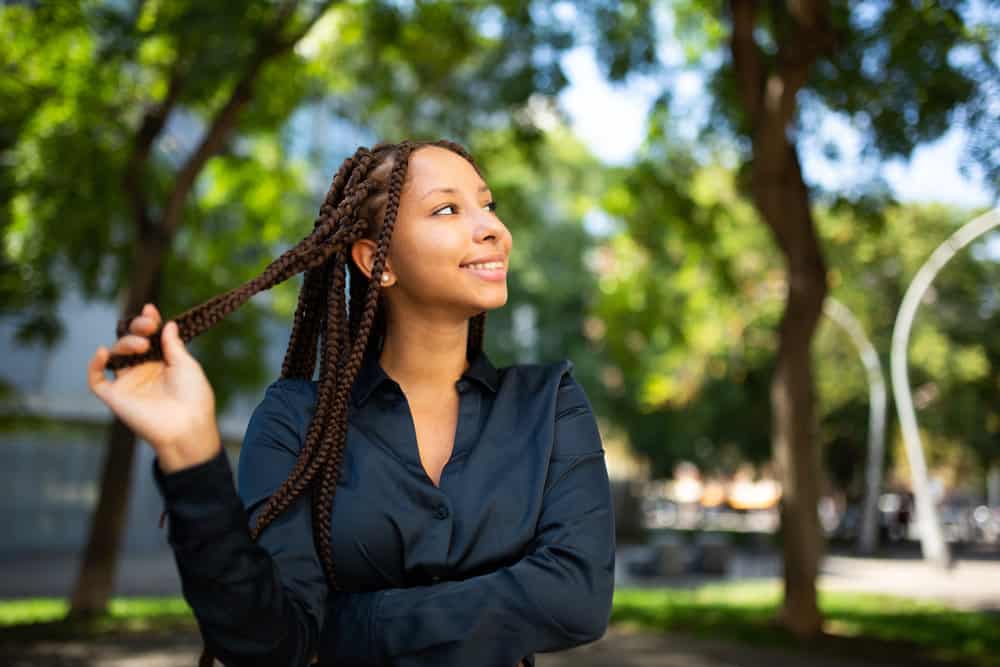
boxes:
[263,378,312,446]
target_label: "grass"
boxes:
[1,586,997,665]
[612,582,1000,666]
[0,597,197,642]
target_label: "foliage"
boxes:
[574,0,998,485]
[0,1,592,410]
[588,122,782,475]
[816,203,999,493]
[2,0,996,484]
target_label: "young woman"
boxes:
[87,139,615,666]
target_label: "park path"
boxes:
[613,546,1000,611]
[3,546,999,611]
[0,625,960,667]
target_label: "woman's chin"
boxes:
[469,292,508,314]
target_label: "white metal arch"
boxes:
[822,298,886,555]
[890,208,1000,568]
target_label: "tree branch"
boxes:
[160,0,337,238]
[773,0,835,129]
[729,0,765,125]
[123,61,185,240]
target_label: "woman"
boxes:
[88,139,615,666]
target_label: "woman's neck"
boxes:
[378,322,470,393]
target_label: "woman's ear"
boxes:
[351,239,377,280]
[351,239,394,284]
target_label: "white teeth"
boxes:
[463,261,503,270]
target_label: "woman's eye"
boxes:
[432,201,497,216]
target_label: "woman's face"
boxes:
[360,145,513,321]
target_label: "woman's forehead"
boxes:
[405,146,485,193]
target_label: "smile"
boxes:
[460,262,507,282]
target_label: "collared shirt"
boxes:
[152,341,615,666]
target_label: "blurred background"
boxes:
[0,1,997,665]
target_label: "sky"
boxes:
[555,45,996,211]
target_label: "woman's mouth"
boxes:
[460,260,506,282]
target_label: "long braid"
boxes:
[312,142,415,588]
[281,149,365,380]
[107,139,486,666]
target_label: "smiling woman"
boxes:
[89,139,615,666]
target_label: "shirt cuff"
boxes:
[151,447,246,549]
[327,589,383,665]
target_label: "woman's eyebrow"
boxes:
[421,184,490,200]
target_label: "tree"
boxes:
[588,132,780,477]
[583,0,998,635]
[2,0,339,618]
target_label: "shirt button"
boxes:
[434,504,450,519]
[431,575,441,582]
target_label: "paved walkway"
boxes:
[0,625,964,667]
[613,545,1000,611]
[819,552,1000,610]
[3,545,999,611]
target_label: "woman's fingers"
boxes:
[127,304,163,338]
[128,316,153,335]
[110,333,150,356]
[143,303,162,328]
[90,303,165,390]
[87,346,112,400]
[128,316,157,337]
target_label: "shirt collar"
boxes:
[351,340,500,408]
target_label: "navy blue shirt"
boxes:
[152,341,615,666]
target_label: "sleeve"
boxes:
[325,368,616,666]
[151,378,326,666]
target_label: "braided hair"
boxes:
[106,139,488,665]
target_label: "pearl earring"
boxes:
[381,274,390,284]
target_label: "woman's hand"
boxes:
[87,302,221,474]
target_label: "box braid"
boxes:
[106,138,489,666]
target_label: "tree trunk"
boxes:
[64,2,327,619]
[727,0,834,638]
[67,419,139,617]
[68,249,164,617]
[752,141,827,637]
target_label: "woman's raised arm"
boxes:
[89,304,326,665]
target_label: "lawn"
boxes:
[1,584,997,665]
[612,582,1000,666]
[0,597,196,641]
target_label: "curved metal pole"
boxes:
[755,287,885,552]
[822,298,887,554]
[890,208,1000,568]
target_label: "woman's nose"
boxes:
[473,207,506,241]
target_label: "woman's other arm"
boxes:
[326,370,615,666]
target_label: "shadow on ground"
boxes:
[0,624,986,667]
